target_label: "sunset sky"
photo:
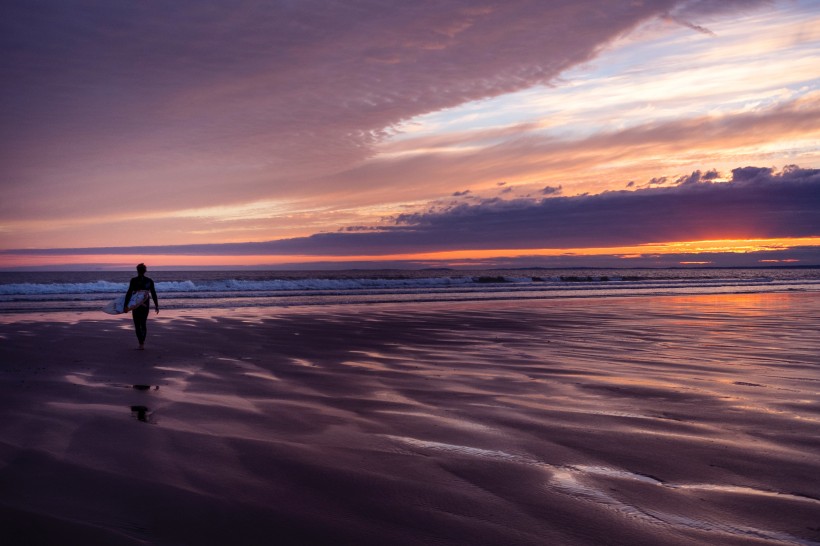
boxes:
[2,0,819,270]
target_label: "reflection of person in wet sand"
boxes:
[124,263,159,350]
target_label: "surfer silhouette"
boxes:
[124,263,159,350]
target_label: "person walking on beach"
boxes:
[124,263,159,350]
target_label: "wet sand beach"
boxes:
[1,293,819,545]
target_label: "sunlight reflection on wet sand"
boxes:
[1,293,819,545]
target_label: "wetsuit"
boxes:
[124,275,159,345]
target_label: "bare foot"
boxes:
[138,344,145,350]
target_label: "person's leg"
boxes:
[133,307,148,348]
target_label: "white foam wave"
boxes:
[0,276,481,296]
[2,275,818,298]
[0,280,127,295]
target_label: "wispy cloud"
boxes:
[1,2,776,229]
[329,92,820,200]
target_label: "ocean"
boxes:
[1,267,819,315]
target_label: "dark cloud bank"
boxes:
[6,166,819,264]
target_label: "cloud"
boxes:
[1,0,773,224]
[318,91,820,206]
[679,169,720,185]
[5,165,817,258]
[382,165,820,251]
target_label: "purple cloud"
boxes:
[5,166,817,258]
[675,169,720,186]
[384,166,820,251]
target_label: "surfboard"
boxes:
[102,290,150,315]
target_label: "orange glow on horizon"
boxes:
[1,237,817,269]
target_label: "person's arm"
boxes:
[150,282,159,314]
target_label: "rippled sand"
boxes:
[1,293,819,545]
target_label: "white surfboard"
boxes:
[102,290,150,315]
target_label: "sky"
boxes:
[1,0,819,270]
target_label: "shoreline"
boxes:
[1,288,818,323]
[2,293,819,545]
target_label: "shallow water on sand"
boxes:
[1,293,819,545]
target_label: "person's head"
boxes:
[136,263,147,275]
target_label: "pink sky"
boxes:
[2,0,819,269]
